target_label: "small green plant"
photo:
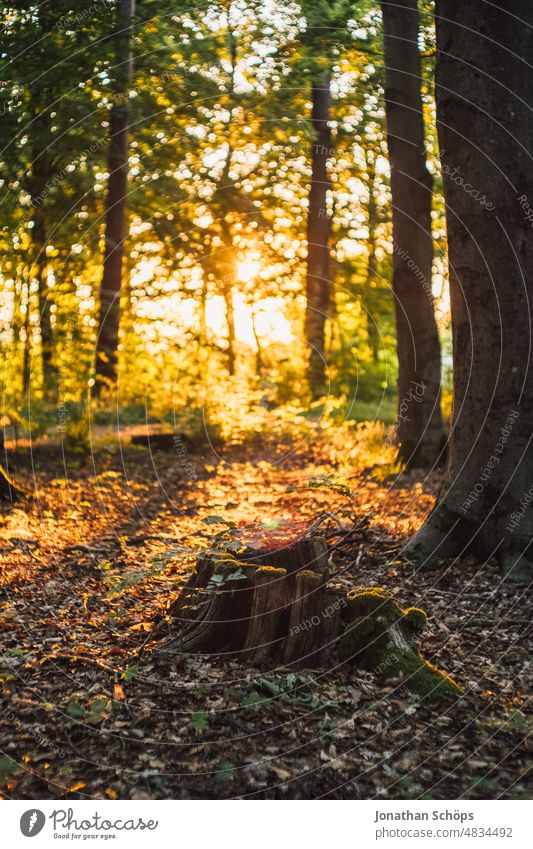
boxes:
[189,710,209,732]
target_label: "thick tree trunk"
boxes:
[305,75,332,398]
[381,0,444,466]
[406,1,533,585]
[95,0,135,391]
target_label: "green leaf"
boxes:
[241,689,268,708]
[262,519,280,529]
[226,569,248,582]
[0,756,19,778]
[226,540,245,552]
[86,696,111,723]
[190,710,209,731]
[506,709,527,732]
[66,695,87,718]
[215,760,234,783]
[122,664,140,682]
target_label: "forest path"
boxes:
[0,436,530,799]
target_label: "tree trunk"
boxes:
[405,1,533,584]
[29,104,56,397]
[22,278,31,394]
[219,217,237,377]
[94,0,135,392]
[222,280,236,376]
[381,0,444,466]
[25,5,57,397]
[251,305,263,376]
[33,208,56,396]
[365,151,380,361]
[305,75,332,398]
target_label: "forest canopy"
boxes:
[0,0,449,437]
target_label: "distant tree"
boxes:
[0,2,109,400]
[380,0,444,465]
[94,0,136,391]
[305,68,333,396]
[298,0,354,397]
[406,0,533,584]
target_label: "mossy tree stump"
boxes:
[161,537,462,701]
[337,588,461,700]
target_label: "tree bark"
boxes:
[251,305,263,376]
[381,0,444,466]
[22,278,31,394]
[217,19,238,378]
[365,150,380,361]
[305,75,332,398]
[94,0,135,391]
[405,1,533,585]
[29,96,56,396]
[32,206,56,396]
[222,279,236,377]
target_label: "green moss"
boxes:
[338,587,462,701]
[403,607,427,634]
[296,569,321,583]
[212,558,254,576]
[344,587,395,618]
[255,566,287,578]
[386,650,463,700]
[337,617,389,666]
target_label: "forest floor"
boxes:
[0,422,531,800]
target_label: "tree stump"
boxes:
[159,537,462,701]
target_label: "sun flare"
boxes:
[237,258,261,283]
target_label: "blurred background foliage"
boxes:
[0,0,451,446]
